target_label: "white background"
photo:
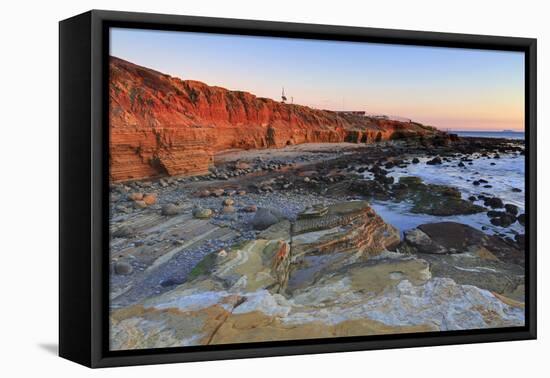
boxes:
[0,0,546,376]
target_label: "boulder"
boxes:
[504,204,519,215]
[426,156,442,165]
[484,197,504,209]
[490,213,516,227]
[403,222,524,266]
[251,208,284,230]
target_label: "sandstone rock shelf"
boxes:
[110,56,442,181]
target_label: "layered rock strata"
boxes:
[110,203,524,350]
[109,56,442,181]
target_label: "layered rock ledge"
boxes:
[110,57,443,181]
[110,202,524,350]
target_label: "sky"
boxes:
[110,28,525,131]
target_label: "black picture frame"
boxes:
[59,9,537,368]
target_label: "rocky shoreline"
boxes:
[109,136,526,350]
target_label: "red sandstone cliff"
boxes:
[110,56,441,181]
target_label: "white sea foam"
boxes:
[366,153,525,238]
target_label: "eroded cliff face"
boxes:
[109,56,440,182]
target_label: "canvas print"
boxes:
[108,28,526,351]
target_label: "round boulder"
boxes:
[114,261,133,275]
[251,208,281,230]
[484,197,504,209]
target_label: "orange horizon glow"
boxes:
[111,29,525,132]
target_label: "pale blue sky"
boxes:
[110,28,525,131]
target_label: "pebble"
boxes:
[128,192,143,201]
[211,189,225,197]
[222,205,236,213]
[223,198,235,206]
[134,200,147,209]
[161,203,180,216]
[243,205,258,213]
[193,208,213,219]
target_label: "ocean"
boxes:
[366,152,525,238]
[453,131,525,140]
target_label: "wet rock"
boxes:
[417,252,524,301]
[487,210,504,218]
[511,187,522,193]
[468,196,477,202]
[412,157,420,164]
[393,177,484,216]
[193,208,213,219]
[377,175,394,185]
[517,213,526,226]
[426,156,442,165]
[489,213,516,227]
[402,222,524,265]
[350,179,390,200]
[114,261,133,275]
[504,204,519,216]
[484,197,504,209]
[515,234,525,247]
